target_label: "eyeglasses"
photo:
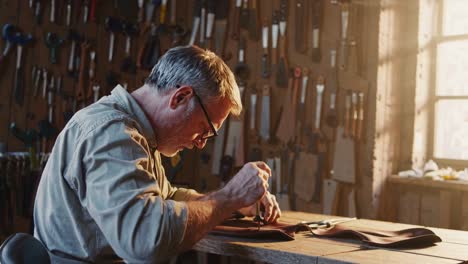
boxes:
[192,89,218,140]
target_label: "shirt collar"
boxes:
[110,85,157,148]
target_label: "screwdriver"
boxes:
[253,202,263,231]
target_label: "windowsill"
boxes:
[388,175,468,192]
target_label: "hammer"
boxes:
[45,32,64,64]
[12,32,34,106]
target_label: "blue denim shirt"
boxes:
[34,86,195,263]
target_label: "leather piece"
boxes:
[312,224,442,248]
[211,219,298,241]
[211,219,442,248]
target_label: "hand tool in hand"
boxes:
[0,24,18,64]
[105,17,123,62]
[253,202,264,231]
[45,32,64,64]
[12,32,34,106]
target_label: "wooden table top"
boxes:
[193,211,468,264]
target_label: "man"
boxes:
[34,45,281,263]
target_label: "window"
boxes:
[430,0,468,164]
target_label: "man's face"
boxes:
[158,92,231,157]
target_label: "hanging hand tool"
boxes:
[33,68,42,97]
[41,69,48,99]
[89,0,96,22]
[276,1,288,88]
[77,41,90,103]
[214,0,231,60]
[239,0,249,30]
[92,84,100,103]
[12,32,34,106]
[231,0,242,40]
[250,90,257,133]
[314,76,325,132]
[122,21,139,57]
[159,0,168,25]
[311,0,323,63]
[205,0,216,49]
[0,24,17,64]
[82,0,90,23]
[248,0,259,40]
[169,0,177,25]
[344,92,351,137]
[198,0,207,47]
[47,76,55,124]
[339,2,349,70]
[49,0,56,23]
[66,0,73,27]
[351,91,358,138]
[105,17,123,62]
[45,32,64,64]
[297,67,309,142]
[145,0,161,28]
[261,18,269,79]
[188,0,201,45]
[357,92,364,141]
[87,50,97,100]
[326,49,338,128]
[271,10,279,68]
[34,0,42,24]
[67,30,82,74]
[294,0,307,53]
[259,84,270,142]
[234,38,250,82]
[292,67,301,142]
[138,0,145,23]
[137,24,161,70]
[170,24,189,47]
[38,119,57,153]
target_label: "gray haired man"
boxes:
[33,45,281,263]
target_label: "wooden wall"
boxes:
[0,0,387,228]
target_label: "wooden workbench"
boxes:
[193,211,468,264]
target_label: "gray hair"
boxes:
[145,45,242,115]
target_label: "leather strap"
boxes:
[294,0,307,53]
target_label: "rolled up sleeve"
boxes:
[74,120,188,262]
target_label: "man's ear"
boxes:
[169,86,193,109]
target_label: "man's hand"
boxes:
[222,161,271,209]
[238,192,282,223]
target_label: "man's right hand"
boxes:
[222,161,272,209]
